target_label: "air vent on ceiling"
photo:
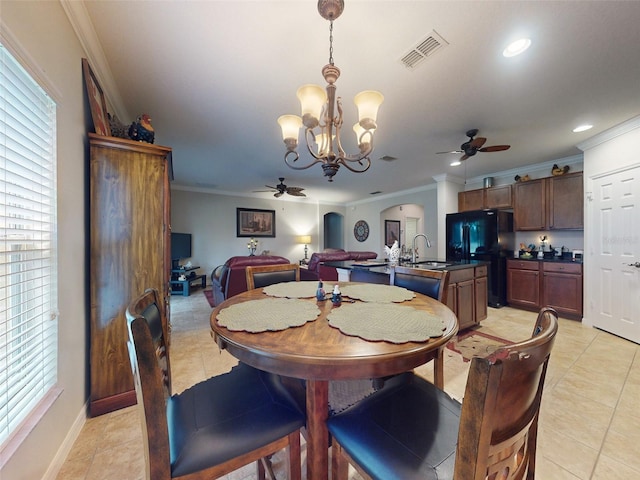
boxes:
[379,155,398,162]
[369,191,383,195]
[400,30,448,70]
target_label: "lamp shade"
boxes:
[296,235,311,245]
[297,84,327,127]
[278,115,302,141]
[354,90,384,129]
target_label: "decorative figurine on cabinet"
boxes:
[128,114,155,143]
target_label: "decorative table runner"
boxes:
[327,303,445,343]
[217,297,320,332]
[263,281,318,298]
[340,284,415,303]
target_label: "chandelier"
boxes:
[277,0,383,182]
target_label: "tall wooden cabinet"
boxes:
[89,133,171,416]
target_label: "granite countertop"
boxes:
[323,259,489,273]
[512,256,582,264]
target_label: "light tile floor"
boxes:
[56,289,640,479]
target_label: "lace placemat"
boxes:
[327,303,445,343]
[263,281,319,298]
[340,284,415,303]
[217,297,320,332]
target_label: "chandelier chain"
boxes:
[329,20,334,66]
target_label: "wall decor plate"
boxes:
[353,220,369,242]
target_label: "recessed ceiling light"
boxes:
[450,160,461,167]
[572,124,593,133]
[503,38,531,57]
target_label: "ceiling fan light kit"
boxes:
[277,0,383,182]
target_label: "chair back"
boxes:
[454,307,558,480]
[246,263,300,290]
[390,266,450,304]
[125,288,172,479]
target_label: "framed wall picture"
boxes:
[385,220,401,246]
[82,58,111,136]
[237,208,276,237]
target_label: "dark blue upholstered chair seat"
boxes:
[327,373,460,480]
[169,363,305,477]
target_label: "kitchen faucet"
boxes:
[412,233,432,263]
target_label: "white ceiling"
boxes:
[77,0,640,204]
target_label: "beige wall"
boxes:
[1,2,89,479]
[170,188,346,277]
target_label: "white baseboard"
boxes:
[42,402,87,480]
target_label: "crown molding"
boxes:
[60,0,130,122]
[577,114,640,151]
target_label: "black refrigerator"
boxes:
[446,209,514,308]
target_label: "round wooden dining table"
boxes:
[210,282,458,480]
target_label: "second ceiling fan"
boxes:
[438,129,510,161]
[255,178,306,198]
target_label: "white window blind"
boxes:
[0,42,58,445]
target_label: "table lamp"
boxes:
[296,235,312,265]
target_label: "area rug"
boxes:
[203,289,215,308]
[446,329,513,362]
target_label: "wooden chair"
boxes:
[328,307,559,480]
[246,263,300,290]
[390,266,450,304]
[125,288,305,480]
[387,266,451,388]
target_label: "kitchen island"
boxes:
[322,260,489,330]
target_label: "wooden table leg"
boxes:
[306,380,329,480]
[433,346,444,389]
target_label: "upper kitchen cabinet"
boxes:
[548,172,584,229]
[514,172,583,231]
[458,184,513,212]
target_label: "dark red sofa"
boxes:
[210,255,291,306]
[300,249,378,282]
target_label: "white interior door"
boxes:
[591,166,640,343]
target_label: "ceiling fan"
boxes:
[254,178,306,198]
[437,129,511,161]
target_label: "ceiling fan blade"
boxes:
[460,154,470,161]
[480,145,511,152]
[274,191,283,198]
[288,191,306,197]
[470,137,487,148]
[253,189,274,192]
[436,150,464,155]
[265,184,278,189]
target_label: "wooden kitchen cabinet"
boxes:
[548,173,584,229]
[507,258,583,318]
[89,134,172,416]
[542,262,583,317]
[507,259,541,309]
[513,178,547,230]
[458,188,485,212]
[458,184,512,212]
[485,184,513,209]
[474,266,488,321]
[446,265,488,330]
[513,172,583,230]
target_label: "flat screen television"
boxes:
[171,232,192,261]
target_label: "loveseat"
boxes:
[300,249,378,282]
[210,255,291,306]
